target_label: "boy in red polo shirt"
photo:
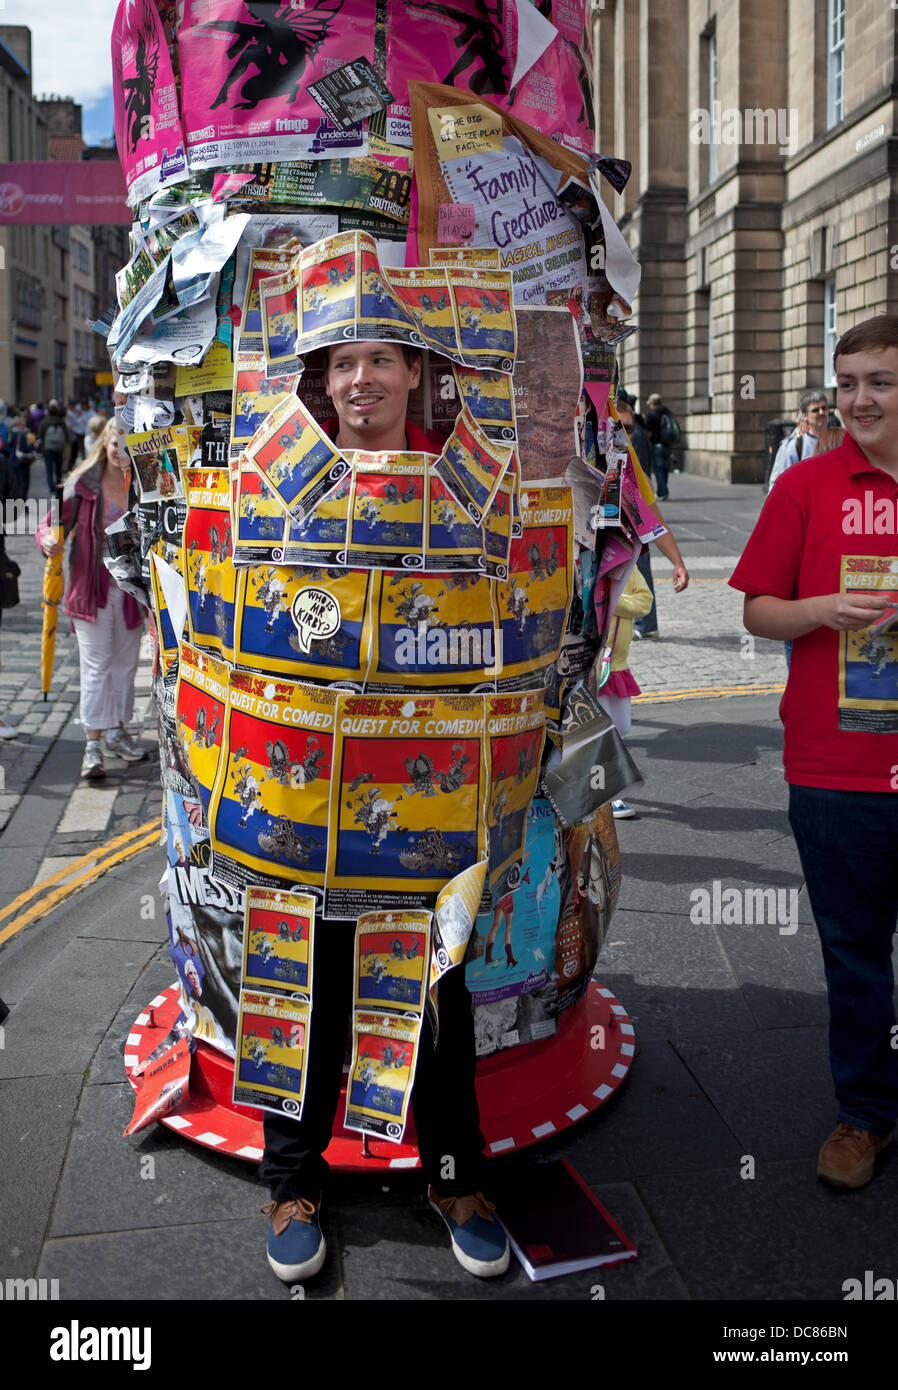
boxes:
[730,316,898,1189]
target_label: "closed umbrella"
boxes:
[40,525,64,700]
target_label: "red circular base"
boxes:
[125,982,635,1167]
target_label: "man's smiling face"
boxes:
[836,347,898,456]
[325,342,421,450]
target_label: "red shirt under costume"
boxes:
[322,418,446,454]
[729,434,898,792]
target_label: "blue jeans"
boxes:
[788,785,898,1135]
[635,546,658,635]
[652,442,670,498]
[44,450,63,494]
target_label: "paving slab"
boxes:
[637,1157,898,1301]
[38,1216,340,1301]
[671,1027,836,1162]
[50,1081,267,1240]
[0,1073,84,1278]
[0,936,160,1080]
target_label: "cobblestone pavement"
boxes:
[630,473,784,697]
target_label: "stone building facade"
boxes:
[592,0,898,482]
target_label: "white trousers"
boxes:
[71,586,144,733]
[596,692,632,736]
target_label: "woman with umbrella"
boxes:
[36,419,148,781]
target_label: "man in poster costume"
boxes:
[260,339,510,1281]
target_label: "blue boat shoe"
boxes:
[262,1197,326,1281]
[428,1187,510,1277]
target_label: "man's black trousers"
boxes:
[259,919,486,1201]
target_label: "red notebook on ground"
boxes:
[496,1159,637,1282]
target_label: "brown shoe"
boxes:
[816,1123,892,1190]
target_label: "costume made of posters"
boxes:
[110,0,636,1139]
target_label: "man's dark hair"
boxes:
[833,315,898,368]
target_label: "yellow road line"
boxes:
[634,684,785,703]
[0,820,159,926]
[0,820,161,947]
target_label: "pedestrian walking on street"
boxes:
[36,419,148,782]
[0,448,21,739]
[615,393,689,635]
[644,392,680,500]
[767,389,830,492]
[732,313,898,1193]
[38,402,70,496]
[595,563,653,819]
[9,414,37,500]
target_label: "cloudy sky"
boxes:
[1,0,119,145]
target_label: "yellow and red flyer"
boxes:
[428,247,500,270]
[448,269,516,372]
[354,910,431,1014]
[259,258,302,377]
[182,466,232,653]
[240,246,296,351]
[234,563,373,683]
[242,886,315,996]
[346,452,426,569]
[482,464,515,580]
[485,689,547,898]
[344,1010,422,1142]
[175,642,229,813]
[495,483,574,689]
[453,364,517,444]
[365,570,500,691]
[425,472,489,574]
[324,692,487,916]
[838,554,898,732]
[202,551,238,665]
[230,350,300,459]
[208,672,336,891]
[280,470,350,567]
[233,454,291,566]
[298,231,359,352]
[234,989,311,1119]
[433,407,513,524]
[244,393,350,524]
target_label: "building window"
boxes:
[827,0,845,130]
[73,240,90,275]
[695,288,711,402]
[707,290,715,399]
[823,278,838,387]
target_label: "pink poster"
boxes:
[0,163,131,226]
[385,1,592,155]
[513,28,594,155]
[384,0,518,149]
[111,0,189,206]
[178,0,376,170]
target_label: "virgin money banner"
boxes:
[0,163,131,226]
